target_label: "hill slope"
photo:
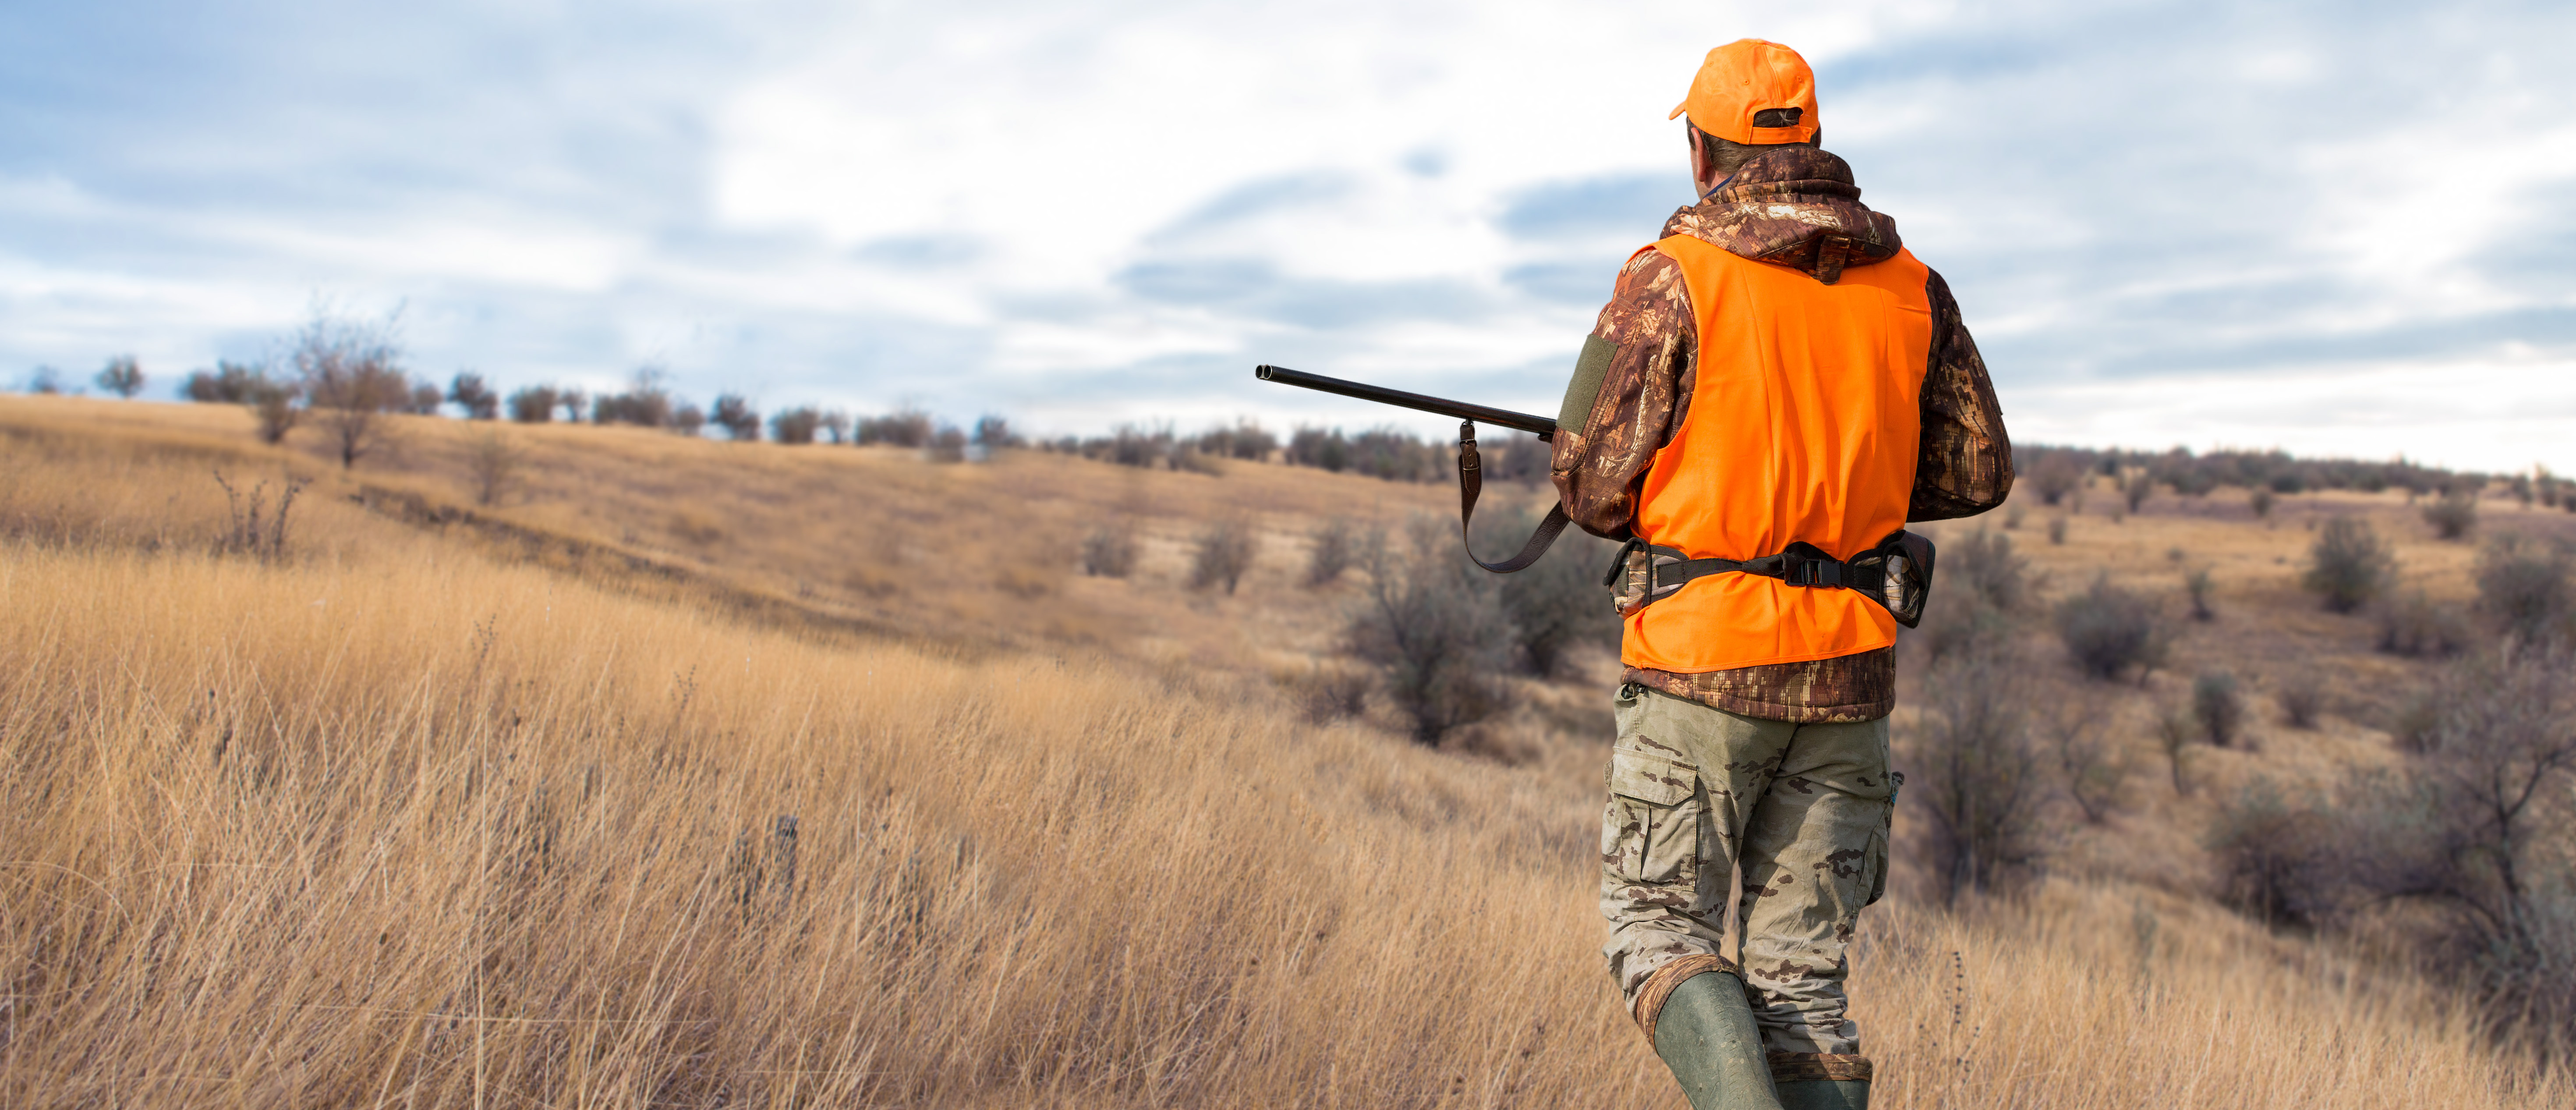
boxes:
[1,395,2566,1107]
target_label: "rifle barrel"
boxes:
[1253,365,1557,440]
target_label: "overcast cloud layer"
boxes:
[4,0,2572,470]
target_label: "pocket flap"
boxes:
[1608,748,1696,805]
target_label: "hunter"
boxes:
[1550,39,2012,1110]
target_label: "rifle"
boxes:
[1253,365,1570,573]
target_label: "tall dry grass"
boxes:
[3,395,2569,1106]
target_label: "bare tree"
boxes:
[1189,518,1258,595]
[96,355,145,398]
[1911,649,2046,901]
[1346,516,1515,745]
[292,309,409,468]
[448,372,499,419]
[467,430,524,507]
[711,394,761,441]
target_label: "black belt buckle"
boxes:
[1784,556,1843,588]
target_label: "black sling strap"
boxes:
[1456,421,1571,573]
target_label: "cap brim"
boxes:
[1668,103,1688,120]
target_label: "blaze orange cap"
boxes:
[1668,39,1820,145]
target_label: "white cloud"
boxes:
[0,0,2569,473]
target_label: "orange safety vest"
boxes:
[1622,233,1934,673]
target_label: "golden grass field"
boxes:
[2,394,2569,1107]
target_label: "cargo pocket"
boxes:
[1603,746,1702,887]
[1865,771,1901,907]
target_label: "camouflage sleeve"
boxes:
[1549,249,1695,541]
[1908,270,2013,521]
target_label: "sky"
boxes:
[4,0,2573,471]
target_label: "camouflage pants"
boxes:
[1600,685,1897,1055]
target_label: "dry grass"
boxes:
[1,396,2568,1106]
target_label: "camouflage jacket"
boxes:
[1550,147,2012,723]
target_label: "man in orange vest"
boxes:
[1550,40,2012,1110]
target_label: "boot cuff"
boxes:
[1631,953,1739,1044]
[1768,1052,1873,1083]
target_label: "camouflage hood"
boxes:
[1662,147,1901,286]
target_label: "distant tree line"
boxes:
[2015,443,2512,505]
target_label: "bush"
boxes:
[2424,491,2478,540]
[1915,527,2029,667]
[1347,516,1516,745]
[509,386,559,423]
[2302,515,2392,613]
[2206,777,2341,929]
[1482,509,1616,677]
[467,430,522,507]
[185,361,271,404]
[2044,699,2122,824]
[95,355,145,398]
[1307,518,1360,587]
[249,380,301,445]
[448,372,499,420]
[973,415,1013,452]
[2250,487,2275,519]
[770,406,823,445]
[710,394,761,441]
[670,404,706,437]
[2054,575,2169,682]
[857,409,934,448]
[1910,651,2045,901]
[2277,674,2324,728]
[1079,525,1137,578]
[2192,670,2244,747]
[1277,664,1371,723]
[2378,590,2470,658]
[928,426,970,463]
[1188,518,1257,594]
[2474,533,2572,645]
[2031,453,2082,506]
[2184,567,2215,620]
[2046,517,2067,546]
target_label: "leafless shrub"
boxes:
[446,371,499,419]
[2379,590,2471,658]
[2193,670,2245,748]
[2250,487,2275,519]
[95,355,144,398]
[2185,567,2215,621]
[2045,697,2122,824]
[2155,706,2196,796]
[250,379,301,445]
[770,406,823,445]
[711,394,761,441]
[928,426,970,463]
[1276,664,1372,723]
[508,385,559,423]
[1910,649,2045,901]
[2123,472,2151,513]
[2344,648,2576,1037]
[1484,507,1617,677]
[591,369,675,427]
[467,430,523,507]
[858,408,934,448]
[2278,674,2325,729]
[1916,528,2030,667]
[1347,516,1516,745]
[2424,491,2479,540]
[1307,517,1359,587]
[1189,518,1257,594]
[2046,516,2067,546]
[1080,525,1136,578]
[2474,533,2572,645]
[2055,575,2169,682]
[292,309,410,468]
[2031,454,2082,506]
[2206,777,2342,929]
[211,471,304,559]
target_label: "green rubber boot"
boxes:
[1651,972,1784,1110]
[1773,1080,1868,1110]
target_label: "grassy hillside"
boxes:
[1,395,2568,1107]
